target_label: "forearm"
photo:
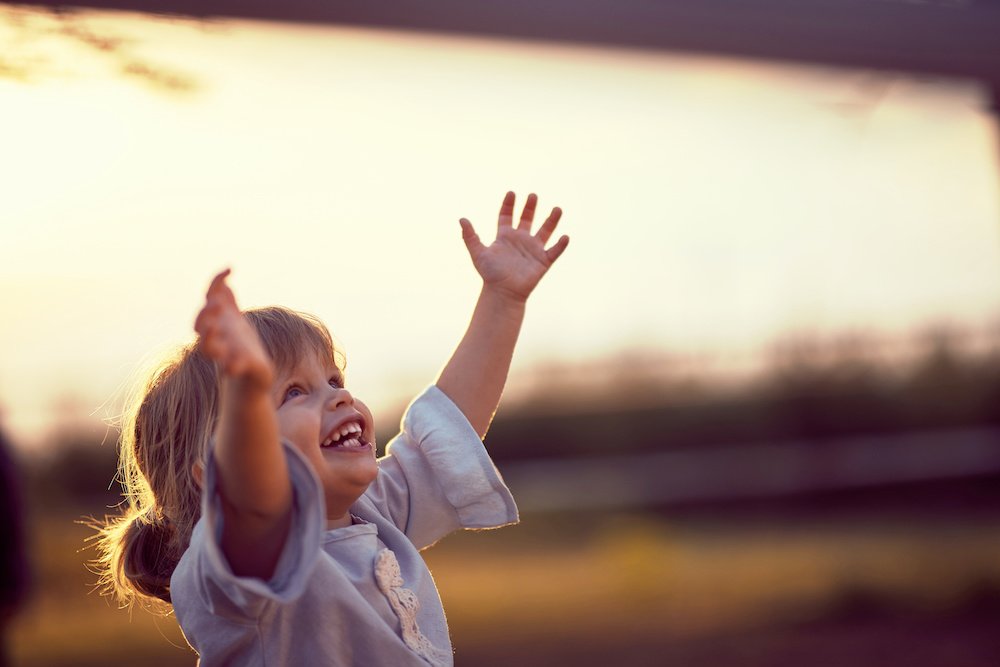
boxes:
[214,377,290,516]
[213,377,292,577]
[435,285,526,438]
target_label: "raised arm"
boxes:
[195,269,292,579]
[436,192,569,438]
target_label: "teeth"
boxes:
[321,421,364,448]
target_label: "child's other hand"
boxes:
[460,192,569,302]
[195,269,274,391]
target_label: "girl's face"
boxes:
[271,352,378,521]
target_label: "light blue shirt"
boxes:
[171,386,519,666]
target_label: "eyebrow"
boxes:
[277,359,344,384]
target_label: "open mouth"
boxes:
[320,418,371,450]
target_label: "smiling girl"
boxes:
[94,192,568,666]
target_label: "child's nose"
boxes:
[325,386,353,409]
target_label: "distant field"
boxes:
[12,510,1000,666]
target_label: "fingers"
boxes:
[194,299,217,338]
[459,218,486,260]
[517,193,538,233]
[207,268,238,309]
[195,269,234,331]
[197,297,244,373]
[195,303,227,362]
[535,206,562,244]
[199,330,226,361]
[207,268,231,297]
[497,191,515,229]
[196,313,227,364]
[195,269,240,363]
[488,191,569,264]
[545,235,570,264]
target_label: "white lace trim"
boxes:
[374,548,451,667]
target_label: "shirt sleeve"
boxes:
[363,385,519,550]
[176,439,326,622]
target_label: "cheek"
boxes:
[356,400,375,432]
[277,408,320,446]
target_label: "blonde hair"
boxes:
[93,306,340,609]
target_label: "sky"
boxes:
[1,9,999,448]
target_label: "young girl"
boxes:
[95,192,569,666]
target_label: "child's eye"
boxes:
[283,386,305,403]
[329,376,344,389]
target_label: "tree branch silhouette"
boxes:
[0,5,198,93]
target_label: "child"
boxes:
[95,192,569,666]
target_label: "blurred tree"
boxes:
[763,331,901,439]
[28,427,121,512]
[486,327,1000,461]
[0,5,197,92]
[903,325,985,429]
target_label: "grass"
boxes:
[11,509,1000,666]
[429,514,1000,646]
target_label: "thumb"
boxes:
[459,218,486,260]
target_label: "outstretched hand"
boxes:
[460,192,569,302]
[195,269,274,391]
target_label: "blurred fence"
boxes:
[502,427,1000,512]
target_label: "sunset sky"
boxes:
[1,9,998,447]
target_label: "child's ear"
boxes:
[191,461,205,489]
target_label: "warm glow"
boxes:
[1,10,998,445]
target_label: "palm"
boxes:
[460,192,569,301]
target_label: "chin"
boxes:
[327,468,378,501]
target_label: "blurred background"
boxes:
[2,1,1000,665]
